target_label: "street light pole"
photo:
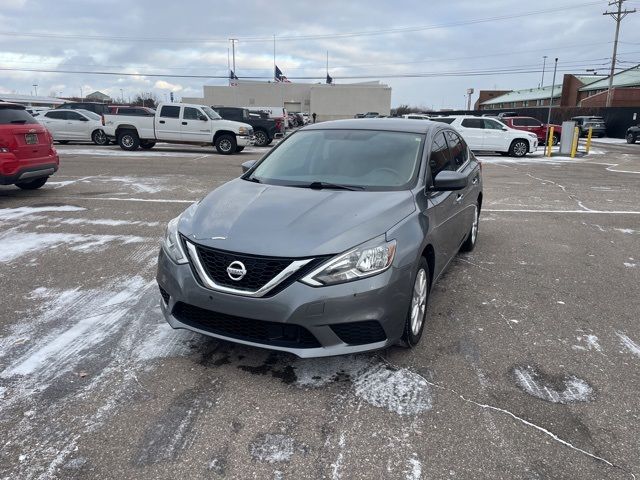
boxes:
[546,58,558,128]
[540,56,548,88]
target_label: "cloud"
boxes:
[154,80,183,92]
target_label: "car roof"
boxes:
[0,101,26,109]
[302,118,447,134]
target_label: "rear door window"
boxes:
[160,106,180,118]
[461,118,484,129]
[0,107,37,124]
[429,131,454,179]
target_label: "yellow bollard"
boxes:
[546,126,555,157]
[585,127,593,154]
[570,126,580,158]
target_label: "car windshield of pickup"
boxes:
[202,106,221,120]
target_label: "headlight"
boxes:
[301,237,397,286]
[238,126,250,135]
[162,216,188,264]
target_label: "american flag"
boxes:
[274,65,291,83]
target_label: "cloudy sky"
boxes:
[0,0,638,108]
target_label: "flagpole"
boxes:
[227,47,230,86]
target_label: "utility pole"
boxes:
[540,56,548,88]
[603,0,635,107]
[229,38,238,79]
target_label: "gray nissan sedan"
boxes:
[156,119,483,357]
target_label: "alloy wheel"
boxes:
[514,141,527,156]
[410,269,428,336]
[219,139,232,152]
[122,135,134,148]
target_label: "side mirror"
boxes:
[501,127,508,131]
[198,115,208,121]
[430,171,467,192]
[241,160,257,173]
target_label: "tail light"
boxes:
[101,115,105,126]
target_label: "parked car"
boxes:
[500,116,562,145]
[301,113,310,124]
[156,119,482,357]
[626,124,640,144]
[0,102,59,190]
[39,109,109,145]
[213,106,277,147]
[25,107,51,117]
[497,112,518,118]
[108,106,155,116]
[57,102,111,116]
[402,114,431,120]
[102,102,253,154]
[287,112,302,128]
[571,116,606,137]
[248,106,287,135]
[432,115,537,157]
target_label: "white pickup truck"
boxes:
[102,102,254,154]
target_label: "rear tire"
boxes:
[215,134,236,155]
[509,139,529,157]
[460,204,479,252]
[626,133,637,144]
[253,130,270,147]
[16,177,48,190]
[92,129,108,146]
[401,258,430,348]
[140,141,156,150]
[117,130,140,151]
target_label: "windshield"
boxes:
[247,129,424,190]
[202,106,221,120]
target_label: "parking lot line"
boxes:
[484,208,640,215]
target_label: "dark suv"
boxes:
[626,124,640,144]
[571,116,606,137]
[57,102,111,116]
[213,107,277,147]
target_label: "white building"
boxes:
[182,80,392,121]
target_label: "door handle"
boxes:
[472,177,479,185]
[455,194,465,203]
[159,120,165,124]
[182,121,188,125]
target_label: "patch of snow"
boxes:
[58,218,161,227]
[616,332,640,358]
[352,363,433,415]
[136,323,199,361]
[0,386,6,399]
[250,434,295,463]
[0,205,85,221]
[514,366,592,404]
[405,454,422,480]
[0,230,145,263]
[615,228,636,235]
[623,262,637,268]
[58,148,204,157]
[572,334,601,353]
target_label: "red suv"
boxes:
[500,116,562,146]
[0,102,59,190]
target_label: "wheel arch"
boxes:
[421,244,435,292]
[115,125,139,136]
[213,130,236,143]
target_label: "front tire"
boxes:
[460,204,479,252]
[92,129,108,146]
[627,133,637,144]
[401,258,430,347]
[16,177,48,190]
[215,134,237,155]
[117,130,140,151]
[509,139,529,157]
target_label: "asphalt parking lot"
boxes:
[1,139,639,480]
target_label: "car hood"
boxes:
[179,178,416,257]
[215,119,253,132]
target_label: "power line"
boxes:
[0,1,603,45]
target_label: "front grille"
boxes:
[172,302,321,349]
[194,244,294,291]
[159,286,170,304]
[330,321,387,346]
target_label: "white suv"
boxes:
[433,115,537,157]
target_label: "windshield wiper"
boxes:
[11,120,27,124]
[245,177,261,183]
[303,181,364,191]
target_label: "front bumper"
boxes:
[237,135,254,147]
[156,248,413,358]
